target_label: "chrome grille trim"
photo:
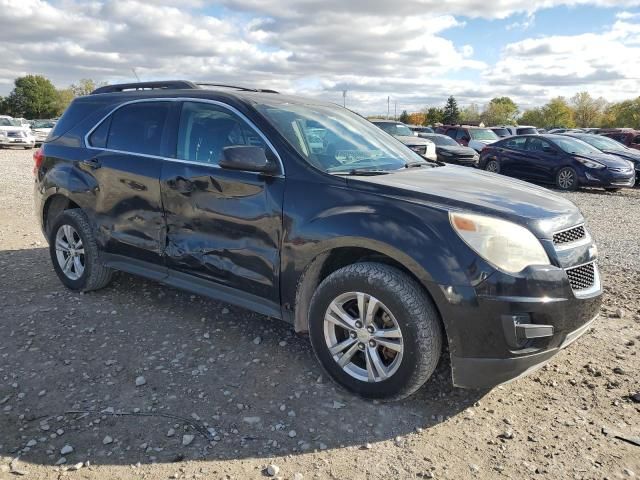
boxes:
[565,261,598,294]
[553,225,586,245]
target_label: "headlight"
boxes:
[450,212,550,273]
[575,157,605,169]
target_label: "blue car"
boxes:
[479,134,636,191]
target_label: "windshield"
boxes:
[517,128,537,135]
[0,118,21,127]
[491,128,510,137]
[470,129,499,141]
[551,137,600,155]
[374,122,414,137]
[412,127,433,133]
[255,103,429,173]
[425,134,459,147]
[32,120,56,129]
[575,134,626,151]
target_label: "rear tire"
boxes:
[308,262,442,400]
[49,209,113,292]
[556,167,578,191]
[484,159,500,173]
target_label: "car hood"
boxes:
[576,152,632,169]
[438,145,477,155]
[394,135,433,146]
[32,127,52,133]
[601,149,640,164]
[349,165,582,238]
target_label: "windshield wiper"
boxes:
[331,169,389,176]
[405,159,446,168]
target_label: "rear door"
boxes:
[85,100,174,266]
[159,100,284,311]
[497,136,527,177]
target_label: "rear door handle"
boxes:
[81,158,101,169]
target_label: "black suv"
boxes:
[34,81,602,400]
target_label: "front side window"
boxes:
[177,102,269,165]
[255,102,429,173]
[502,137,527,150]
[526,137,553,153]
[106,102,170,156]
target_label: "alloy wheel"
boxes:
[486,160,498,173]
[55,224,85,280]
[323,292,403,383]
[558,168,576,190]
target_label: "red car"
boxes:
[602,130,640,151]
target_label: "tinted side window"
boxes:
[455,129,466,140]
[177,102,268,165]
[526,137,552,152]
[503,137,527,150]
[88,116,111,148]
[633,135,640,144]
[445,129,457,139]
[107,102,170,156]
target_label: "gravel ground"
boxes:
[0,148,638,480]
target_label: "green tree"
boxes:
[425,107,444,125]
[70,78,107,97]
[605,98,640,129]
[459,103,481,124]
[518,107,546,128]
[571,92,606,128]
[398,110,410,124]
[442,96,460,125]
[6,75,59,118]
[482,97,519,126]
[55,88,75,116]
[542,97,574,128]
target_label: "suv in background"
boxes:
[0,115,35,149]
[443,125,499,152]
[408,125,434,137]
[602,130,640,151]
[35,80,602,400]
[370,120,436,161]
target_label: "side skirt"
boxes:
[103,253,283,320]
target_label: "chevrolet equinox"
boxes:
[34,81,602,400]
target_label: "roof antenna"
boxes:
[131,68,141,82]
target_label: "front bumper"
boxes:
[580,168,635,188]
[431,257,602,389]
[0,138,35,147]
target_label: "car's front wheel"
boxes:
[556,166,578,191]
[49,209,113,291]
[308,262,442,400]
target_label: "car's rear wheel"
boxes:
[308,262,442,400]
[556,167,578,191]
[49,209,113,291]
[485,159,500,173]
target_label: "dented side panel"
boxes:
[160,161,284,304]
[91,150,167,264]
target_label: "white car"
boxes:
[31,119,56,145]
[371,120,437,161]
[0,116,35,149]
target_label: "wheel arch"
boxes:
[42,192,81,237]
[293,242,445,336]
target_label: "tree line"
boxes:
[395,93,640,130]
[0,75,106,119]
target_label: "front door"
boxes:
[159,100,285,307]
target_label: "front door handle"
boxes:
[81,158,101,169]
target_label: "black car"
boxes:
[420,133,479,166]
[34,81,602,400]
[562,132,640,183]
[480,134,635,191]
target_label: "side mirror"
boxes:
[219,146,278,174]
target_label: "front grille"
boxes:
[553,225,586,245]
[566,262,595,291]
[409,145,427,155]
[609,167,632,173]
[7,131,24,138]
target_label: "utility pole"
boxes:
[342,90,347,108]
[387,96,390,119]
[394,101,397,120]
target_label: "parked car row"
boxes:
[0,116,57,149]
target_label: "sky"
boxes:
[1,0,640,115]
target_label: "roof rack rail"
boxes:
[195,83,279,94]
[91,80,199,95]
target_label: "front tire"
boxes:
[308,263,442,400]
[49,209,113,291]
[556,167,578,191]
